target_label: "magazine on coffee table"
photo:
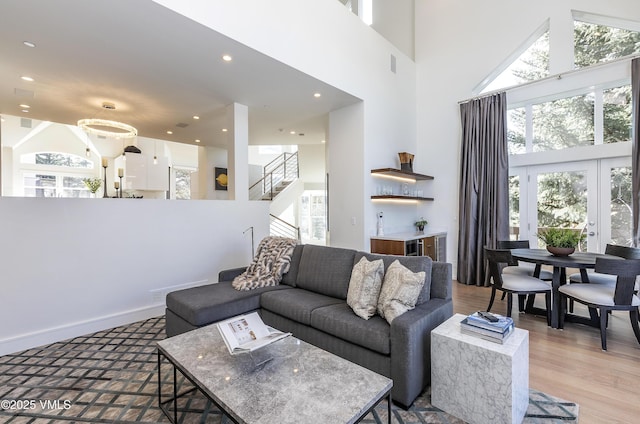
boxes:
[217,312,291,355]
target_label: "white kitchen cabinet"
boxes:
[115,153,168,192]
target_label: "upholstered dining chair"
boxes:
[567,244,640,313]
[497,240,552,312]
[568,244,640,287]
[559,257,640,351]
[485,247,552,325]
[498,240,553,281]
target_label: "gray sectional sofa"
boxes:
[165,244,453,408]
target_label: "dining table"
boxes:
[510,248,621,328]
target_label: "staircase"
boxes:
[249,152,301,240]
[249,152,299,201]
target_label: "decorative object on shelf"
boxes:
[398,152,414,172]
[377,212,384,236]
[82,177,102,197]
[215,167,228,190]
[101,158,108,198]
[114,181,120,198]
[415,217,428,233]
[537,227,585,256]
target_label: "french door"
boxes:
[510,157,632,253]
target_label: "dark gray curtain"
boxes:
[457,92,509,286]
[632,58,640,247]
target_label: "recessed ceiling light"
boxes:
[314,93,321,98]
[290,131,296,135]
[195,139,201,143]
[21,109,29,113]
[222,128,228,132]
[166,130,173,135]
[321,140,326,143]
[23,41,36,48]
[19,104,30,108]
[193,115,200,120]
[21,76,34,82]
[222,54,232,62]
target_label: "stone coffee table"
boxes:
[157,323,392,424]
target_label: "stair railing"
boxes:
[249,152,299,200]
[270,214,301,241]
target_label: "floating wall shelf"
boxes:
[370,168,434,180]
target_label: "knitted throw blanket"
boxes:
[232,236,298,291]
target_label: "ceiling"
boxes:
[0,0,360,149]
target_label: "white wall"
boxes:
[415,0,640,276]
[372,0,415,59]
[297,144,325,184]
[0,197,269,355]
[153,0,418,251]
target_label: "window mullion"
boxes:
[594,89,603,145]
[525,104,533,153]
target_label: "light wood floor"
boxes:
[452,282,640,424]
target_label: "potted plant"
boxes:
[537,227,585,256]
[82,177,102,197]
[415,217,428,233]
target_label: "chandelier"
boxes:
[77,118,137,139]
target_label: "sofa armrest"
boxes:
[430,261,452,301]
[390,298,453,407]
[218,266,247,282]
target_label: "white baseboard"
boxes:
[0,304,166,357]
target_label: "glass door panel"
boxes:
[600,158,632,248]
[535,170,589,251]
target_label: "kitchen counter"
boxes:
[370,230,447,261]
[371,230,447,242]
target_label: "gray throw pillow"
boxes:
[347,257,384,320]
[377,260,426,324]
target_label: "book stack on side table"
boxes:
[460,311,514,344]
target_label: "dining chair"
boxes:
[559,257,640,351]
[568,244,640,287]
[497,240,552,312]
[499,240,553,280]
[484,247,552,325]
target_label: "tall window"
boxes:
[507,84,631,154]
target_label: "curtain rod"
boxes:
[458,54,640,105]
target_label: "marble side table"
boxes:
[431,313,529,424]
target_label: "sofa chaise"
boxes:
[165,244,453,408]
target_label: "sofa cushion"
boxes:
[311,303,390,355]
[260,288,343,325]
[281,244,304,287]
[347,256,384,319]
[377,260,425,324]
[355,252,432,304]
[166,281,293,326]
[295,245,356,299]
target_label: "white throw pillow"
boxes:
[347,257,385,320]
[377,260,426,324]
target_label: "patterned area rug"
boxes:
[0,316,578,423]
